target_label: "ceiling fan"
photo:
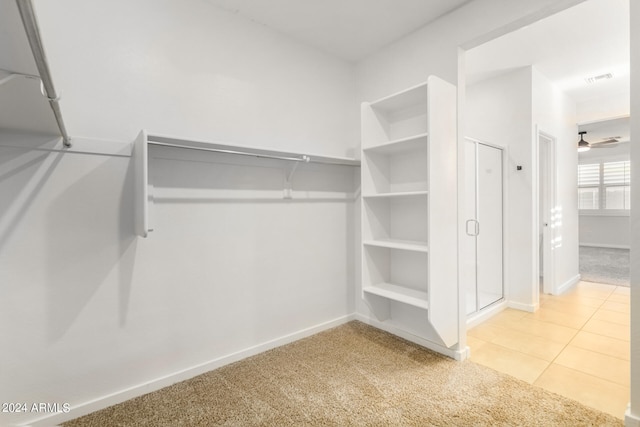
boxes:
[577,131,620,152]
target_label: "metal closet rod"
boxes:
[16,0,71,147]
[149,141,312,163]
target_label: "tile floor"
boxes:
[468,281,630,419]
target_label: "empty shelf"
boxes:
[362,191,428,199]
[363,283,428,310]
[363,239,428,253]
[363,133,428,154]
[368,82,429,114]
[147,133,361,166]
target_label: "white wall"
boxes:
[532,68,579,291]
[34,0,359,158]
[0,138,358,427]
[628,0,640,424]
[580,216,630,248]
[1,1,359,425]
[465,68,536,307]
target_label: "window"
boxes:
[578,163,600,210]
[603,161,631,209]
[578,160,631,213]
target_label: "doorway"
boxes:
[537,131,556,295]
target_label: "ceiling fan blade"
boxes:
[591,139,620,147]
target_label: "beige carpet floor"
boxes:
[64,321,622,426]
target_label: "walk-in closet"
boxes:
[1,0,638,425]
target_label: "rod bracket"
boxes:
[283,155,310,199]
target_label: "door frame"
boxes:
[464,136,507,322]
[535,128,557,295]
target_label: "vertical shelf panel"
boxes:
[426,76,458,347]
[133,130,149,238]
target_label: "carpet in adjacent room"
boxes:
[579,245,630,287]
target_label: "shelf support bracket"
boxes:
[283,155,310,199]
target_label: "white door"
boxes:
[538,132,556,295]
[465,139,504,315]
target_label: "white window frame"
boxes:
[578,159,630,217]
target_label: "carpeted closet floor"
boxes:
[64,321,621,426]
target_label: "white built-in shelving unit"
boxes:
[361,76,458,348]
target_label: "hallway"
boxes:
[468,281,630,419]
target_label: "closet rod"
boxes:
[149,141,312,163]
[16,0,71,147]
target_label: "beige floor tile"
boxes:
[613,286,630,295]
[500,317,578,344]
[534,363,629,419]
[564,288,612,300]
[467,322,507,342]
[484,308,528,324]
[538,299,598,317]
[582,318,630,341]
[523,307,591,329]
[563,282,615,299]
[554,345,629,386]
[466,336,487,355]
[576,281,617,292]
[607,293,630,304]
[490,327,566,361]
[600,300,630,314]
[592,308,630,326]
[548,293,606,308]
[570,330,630,361]
[539,292,553,300]
[466,280,630,415]
[470,342,549,384]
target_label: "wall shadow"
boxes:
[45,154,136,343]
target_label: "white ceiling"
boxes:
[579,116,630,144]
[466,0,629,105]
[204,0,473,61]
[206,0,629,108]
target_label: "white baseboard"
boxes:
[466,300,507,329]
[506,300,538,312]
[580,243,630,250]
[21,314,356,427]
[354,313,467,361]
[555,274,580,295]
[625,404,640,427]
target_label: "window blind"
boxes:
[603,161,630,185]
[578,163,600,186]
